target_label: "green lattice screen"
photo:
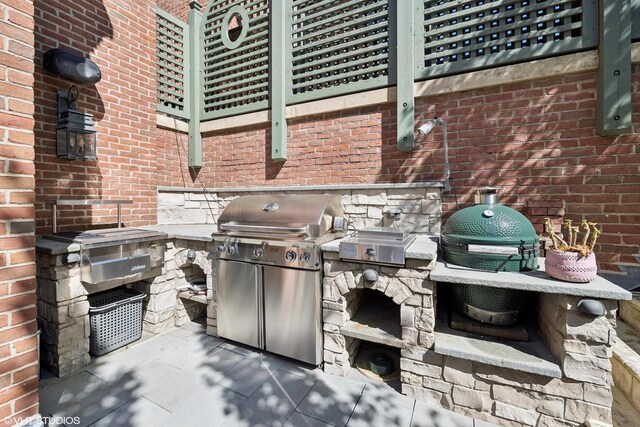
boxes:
[417,0,598,79]
[288,0,392,104]
[156,9,189,119]
[201,0,270,120]
[633,0,640,41]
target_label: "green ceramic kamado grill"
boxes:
[442,188,540,325]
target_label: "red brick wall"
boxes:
[157,66,640,273]
[157,0,209,23]
[33,0,158,234]
[0,0,39,424]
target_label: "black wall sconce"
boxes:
[56,86,97,161]
[44,48,102,85]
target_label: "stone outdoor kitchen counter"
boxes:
[35,224,218,255]
[319,233,630,426]
[35,224,631,426]
[430,259,632,301]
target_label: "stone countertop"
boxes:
[139,224,217,242]
[36,237,81,255]
[430,259,632,300]
[320,234,439,261]
[36,224,217,255]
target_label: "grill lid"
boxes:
[47,227,168,248]
[217,194,344,240]
[443,204,538,244]
[339,227,416,266]
[442,204,539,272]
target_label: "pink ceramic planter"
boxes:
[545,249,598,283]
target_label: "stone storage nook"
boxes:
[136,225,219,337]
[427,262,632,427]
[321,236,439,376]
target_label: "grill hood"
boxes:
[442,203,539,272]
[217,194,345,240]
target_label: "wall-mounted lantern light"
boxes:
[56,85,97,161]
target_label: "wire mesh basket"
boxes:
[88,287,146,356]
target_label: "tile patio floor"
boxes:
[39,319,494,427]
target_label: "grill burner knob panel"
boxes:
[253,247,264,258]
[300,251,310,262]
[285,250,297,262]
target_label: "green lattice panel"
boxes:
[633,0,640,42]
[417,0,598,79]
[157,9,189,118]
[201,0,270,120]
[289,0,391,104]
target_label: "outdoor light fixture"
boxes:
[417,117,451,192]
[56,85,97,161]
[43,48,102,85]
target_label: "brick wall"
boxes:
[157,66,640,274]
[33,0,158,234]
[156,0,209,23]
[0,0,39,424]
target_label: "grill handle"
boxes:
[219,223,309,237]
[49,199,132,233]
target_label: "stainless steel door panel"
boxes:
[82,254,151,284]
[217,260,261,348]
[263,266,321,365]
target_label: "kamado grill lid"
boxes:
[443,204,538,245]
[442,203,539,272]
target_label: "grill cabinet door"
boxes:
[263,266,321,365]
[217,260,262,349]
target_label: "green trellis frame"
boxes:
[157,0,626,162]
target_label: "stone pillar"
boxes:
[132,241,178,334]
[172,240,216,330]
[36,252,91,377]
[538,294,617,425]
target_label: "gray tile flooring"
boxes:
[39,320,491,427]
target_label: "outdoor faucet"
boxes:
[418,117,451,192]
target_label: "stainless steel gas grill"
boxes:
[213,194,346,365]
[46,228,168,289]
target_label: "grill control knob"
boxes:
[300,251,311,262]
[366,247,376,256]
[285,250,297,262]
[217,244,226,253]
[227,245,238,255]
[253,247,264,258]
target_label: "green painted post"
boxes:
[188,1,203,167]
[396,0,416,152]
[270,0,290,161]
[597,0,632,136]
[633,0,640,40]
